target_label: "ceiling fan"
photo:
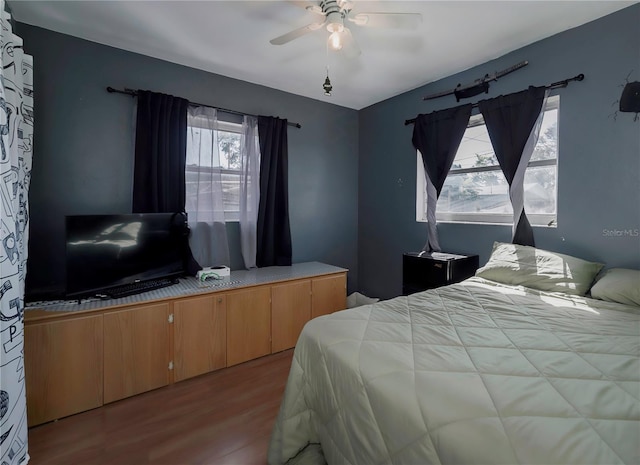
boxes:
[269,0,422,57]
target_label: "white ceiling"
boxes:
[9,0,636,109]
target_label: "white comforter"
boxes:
[268,277,640,465]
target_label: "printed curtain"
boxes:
[0,4,34,464]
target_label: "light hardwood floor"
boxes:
[27,349,294,465]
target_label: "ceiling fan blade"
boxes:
[270,20,327,45]
[349,12,422,29]
[283,0,324,16]
[341,27,361,59]
[305,4,324,15]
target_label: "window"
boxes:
[186,119,242,221]
[416,95,559,226]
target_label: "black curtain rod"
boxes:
[404,73,584,126]
[106,87,302,129]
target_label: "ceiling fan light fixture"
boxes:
[328,31,343,50]
[326,21,344,33]
[326,11,344,33]
[269,0,420,56]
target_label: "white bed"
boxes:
[268,274,640,464]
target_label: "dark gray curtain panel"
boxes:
[412,104,472,252]
[479,86,546,246]
[132,90,200,274]
[257,116,292,267]
[132,90,188,213]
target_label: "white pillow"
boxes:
[590,268,640,307]
[476,242,604,296]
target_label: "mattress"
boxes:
[268,277,640,465]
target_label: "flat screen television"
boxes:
[65,213,187,299]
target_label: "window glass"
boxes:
[186,121,242,221]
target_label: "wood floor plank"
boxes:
[27,350,294,465]
[216,435,273,465]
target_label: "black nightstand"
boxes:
[402,252,479,295]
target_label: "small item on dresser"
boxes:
[211,265,231,277]
[196,266,230,281]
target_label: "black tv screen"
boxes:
[65,213,186,298]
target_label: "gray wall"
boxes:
[20,5,640,301]
[21,24,359,299]
[359,4,640,299]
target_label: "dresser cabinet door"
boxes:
[311,273,347,319]
[174,294,226,382]
[103,303,171,403]
[271,280,311,353]
[226,286,271,366]
[25,315,104,426]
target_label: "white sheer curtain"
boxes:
[239,116,260,269]
[1,4,33,463]
[185,106,230,268]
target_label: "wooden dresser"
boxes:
[24,262,347,427]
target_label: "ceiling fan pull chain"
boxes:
[323,34,333,96]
